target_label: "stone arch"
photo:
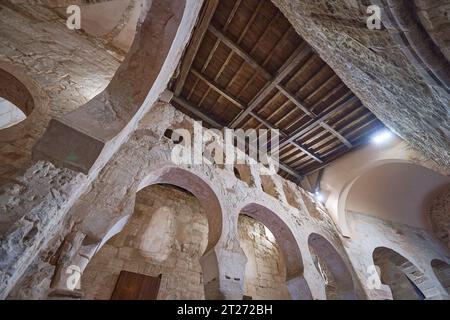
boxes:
[338,159,450,237]
[80,183,209,299]
[0,63,48,186]
[33,0,201,174]
[426,185,450,249]
[431,259,450,295]
[67,166,223,299]
[308,233,357,300]
[238,203,312,300]
[0,68,34,119]
[373,247,438,299]
[138,167,223,253]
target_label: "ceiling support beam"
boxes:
[280,95,358,148]
[208,25,352,149]
[173,0,219,96]
[190,67,323,164]
[173,95,224,128]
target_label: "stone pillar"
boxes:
[287,275,313,300]
[49,231,98,298]
[200,240,247,300]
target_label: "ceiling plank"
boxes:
[173,0,219,96]
[190,66,323,163]
[280,95,358,148]
[207,25,354,150]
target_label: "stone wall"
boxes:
[82,185,208,300]
[415,0,450,62]
[272,0,450,171]
[0,2,120,183]
[427,186,450,249]
[238,215,290,300]
[344,211,450,300]
[81,185,293,300]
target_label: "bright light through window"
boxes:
[371,129,393,145]
[315,191,324,203]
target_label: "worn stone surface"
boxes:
[1,0,449,301]
[2,102,366,300]
[272,0,450,170]
[238,215,290,300]
[427,186,450,249]
[0,2,120,183]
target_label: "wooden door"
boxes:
[111,271,162,300]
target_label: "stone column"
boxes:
[287,275,313,300]
[200,240,247,300]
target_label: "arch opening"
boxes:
[372,247,436,300]
[308,233,357,300]
[0,98,26,130]
[79,167,223,300]
[431,259,450,295]
[0,68,35,129]
[239,203,312,300]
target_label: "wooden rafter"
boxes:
[208,25,352,149]
[173,0,219,97]
[170,0,384,180]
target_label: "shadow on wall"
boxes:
[373,247,441,300]
[431,259,450,295]
[239,203,312,300]
[308,233,358,300]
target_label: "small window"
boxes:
[260,175,281,199]
[163,128,183,144]
[234,164,254,186]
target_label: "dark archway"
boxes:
[239,203,312,300]
[81,184,209,299]
[308,233,357,300]
[373,247,437,300]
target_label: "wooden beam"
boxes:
[173,96,224,128]
[208,24,272,79]
[320,122,352,148]
[301,123,384,176]
[191,68,245,110]
[174,0,219,96]
[190,67,323,163]
[229,43,312,128]
[208,25,353,151]
[280,95,358,148]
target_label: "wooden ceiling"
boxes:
[170,0,384,182]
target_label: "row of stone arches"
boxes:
[53,165,359,300]
[103,166,450,300]
[372,247,450,300]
